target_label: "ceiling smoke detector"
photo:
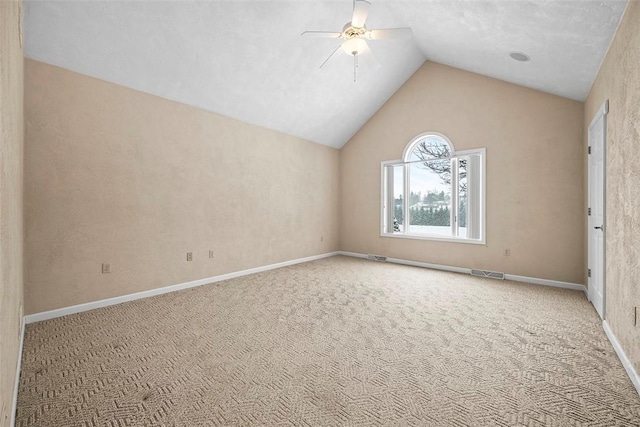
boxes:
[509,52,531,62]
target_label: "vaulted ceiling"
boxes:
[24,1,628,148]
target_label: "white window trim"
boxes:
[380,147,486,245]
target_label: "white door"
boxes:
[588,100,608,319]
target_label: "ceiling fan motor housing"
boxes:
[342,24,366,40]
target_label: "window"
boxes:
[381,133,485,243]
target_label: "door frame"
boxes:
[587,99,608,319]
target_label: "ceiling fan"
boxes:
[301,0,413,81]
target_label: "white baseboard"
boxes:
[387,256,471,275]
[503,273,586,293]
[337,251,586,293]
[24,251,339,324]
[602,320,640,395]
[10,317,25,427]
[337,251,369,260]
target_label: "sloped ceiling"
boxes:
[24,1,627,148]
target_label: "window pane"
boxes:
[384,164,404,234]
[466,153,482,240]
[458,157,468,238]
[392,165,404,233]
[408,160,451,236]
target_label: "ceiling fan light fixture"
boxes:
[341,37,367,56]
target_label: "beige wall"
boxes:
[24,59,339,314]
[585,1,640,374]
[0,1,24,425]
[340,61,584,284]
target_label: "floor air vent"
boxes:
[367,255,387,262]
[471,269,505,280]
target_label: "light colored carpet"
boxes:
[16,256,640,426]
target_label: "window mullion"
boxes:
[451,158,458,237]
[404,163,410,235]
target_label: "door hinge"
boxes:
[588,146,592,154]
[588,268,591,278]
[588,207,591,216]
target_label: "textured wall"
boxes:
[24,59,339,314]
[585,1,640,374]
[0,1,24,425]
[340,61,585,284]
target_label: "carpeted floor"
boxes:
[16,256,640,426]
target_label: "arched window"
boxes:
[381,133,485,243]
[403,133,453,162]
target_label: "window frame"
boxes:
[380,133,486,245]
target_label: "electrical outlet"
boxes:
[504,249,510,256]
[187,252,193,262]
[320,236,324,242]
[209,250,214,258]
[102,263,111,274]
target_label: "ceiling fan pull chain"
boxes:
[353,54,357,82]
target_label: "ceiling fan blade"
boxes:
[319,45,342,69]
[366,27,413,41]
[351,0,370,28]
[301,31,341,39]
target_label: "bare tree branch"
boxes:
[412,141,467,194]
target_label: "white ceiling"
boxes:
[24,1,627,149]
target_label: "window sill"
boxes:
[380,232,486,245]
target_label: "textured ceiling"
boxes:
[24,1,627,148]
